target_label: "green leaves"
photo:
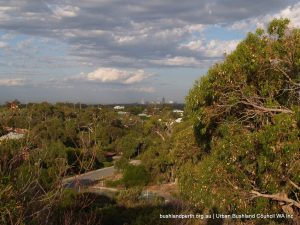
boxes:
[267,18,290,39]
[122,165,149,188]
[181,18,300,215]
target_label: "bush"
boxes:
[123,165,149,188]
[115,157,129,170]
[182,18,300,217]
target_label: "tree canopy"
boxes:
[183,18,300,217]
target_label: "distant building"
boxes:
[173,109,184,113]
[114,106,125,110]
[175,118,183,123]
[2,126,28,134]
[0,132,25,142]
[104,151,117,161]
[138,113,151,118]
[117,111,129,115]
[173,109,184,116]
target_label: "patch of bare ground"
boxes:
[146,182,180,203]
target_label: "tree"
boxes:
[116,131,142,159]
[184,18,300,220]
[122,165,149,188]
[128,106,144,115]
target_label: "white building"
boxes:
[0,132,25,142]
[117,111,129,115]
[175,118,183,123]
[114,105,125,110]
[173,109,184,117]
[138,113,151,118]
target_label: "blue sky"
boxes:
[0,0,300,103]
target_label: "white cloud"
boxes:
[114,35,136,44]
[0,41,8,48]
[84,67,152,84]
[52,5,80,18]
[123,70,149,84]
[0,0,293,70]
[64,29,107,38]
[229,16,272,31]
[276,2,300,27]
[205,39,240,57]
[0,78,26,86]
[230,20,250,30]
[181,40,203,51]
[229,2,300,31]
[180,39,240,57]
[152,56,200,66]
[186,24,205,32]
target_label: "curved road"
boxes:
[62,164,179,204]
[63,166,116,188]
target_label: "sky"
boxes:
[0,0,300,104]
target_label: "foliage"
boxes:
[123,165,150,188]
[0,100,186,224]
[116,131,142,159]
[183,18,300,218]
[128,106,144,115]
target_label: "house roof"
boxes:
[0,132,25,141]
[104,152,117,157]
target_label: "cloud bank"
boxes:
[83,68,152,84]
[0,78,26,86]
[0,0,299,103]
[0,0,297,69]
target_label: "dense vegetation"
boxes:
[181,18,300,220]
[1,18,300,225]
[0,101,184,224]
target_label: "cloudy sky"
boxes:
[0,0,300,103]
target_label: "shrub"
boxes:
[123,165,149,188]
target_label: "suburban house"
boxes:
[173,109,184,117]
[0,127,28,143]
[117,111,129,115]
[114,106,125,110]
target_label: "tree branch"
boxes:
[289,180,300,191]
[155,131,165,141]
[240,100,294,114]
[251,190,300,209]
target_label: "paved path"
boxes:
[63,166,116,189]
[62,160,142,188]
[63,167,180,204]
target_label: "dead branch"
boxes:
[272,65,300,87]
[240,100,294,114]
[251,190,300,209]
[155,131,165,141]
[289,180,300,191]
